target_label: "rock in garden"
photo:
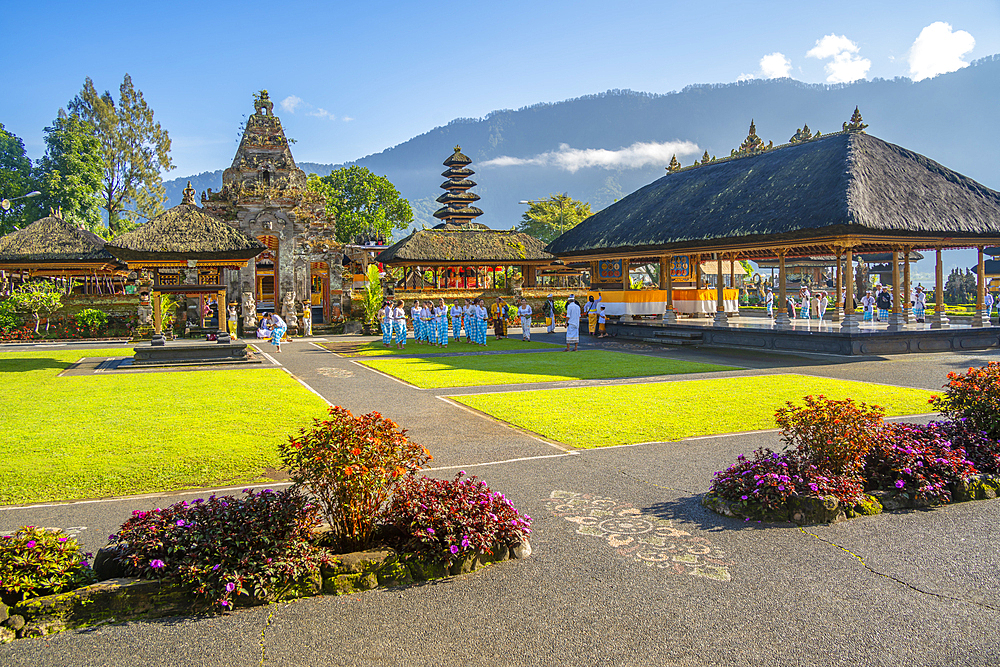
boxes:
[511,540,532,559]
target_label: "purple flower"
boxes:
[150,559,166,569]
[226,581,237,593]
[895,480,906,489]
[25,540,36,549]
[176,520,185,527]
[449,545,459,554]
[426,528,435,535]
[58,536,68,542]
[212,564,220,571]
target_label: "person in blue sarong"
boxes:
[380,301,392,346]
[437,298,450,347]
[266,312,287,353]
[451,299,463,341]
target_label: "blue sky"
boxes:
[2,0,998,177]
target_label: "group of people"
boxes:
[762,283,946,324]
[255,312,288,352]
[377,296,540,349]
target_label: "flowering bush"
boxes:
[931,419,1000,474]
[864,423,976,504]
[279,406,431,551]
[75,308,108,332]
[0,526,95,601]
[386,472,532,566]
[931,363,1000,440]
[775,395,885,475]
[109,489,326,611]
[709,448,865,514]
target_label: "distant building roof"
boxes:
[377,228,553,264]
[0,215,119,267]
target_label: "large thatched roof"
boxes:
[547,132,1000,259]
[106,203,265,262]
[377,228,553,264]
[0,215,119,266]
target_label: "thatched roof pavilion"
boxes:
[106,188,265,266]
[0,214,123,275]
[547,115,1000,331]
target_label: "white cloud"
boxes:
[737,72,755,82]
[308,108,335,120]
[480,141,701,173]
[280,95,303,113]
[806,34,870,83]
[341,116,355,122]
[908,21,975,81]
[760,52,792,78]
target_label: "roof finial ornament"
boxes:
[732,120,772,157]
[843,107,868,133]
[453,145,462,153]
[789,124,815,143]
[666,155,682,173]
[254,90,274,116]
[182,181,197,206]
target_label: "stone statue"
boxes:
[241,291,257,330]
[282,291,298,328]
[137,303,153,327]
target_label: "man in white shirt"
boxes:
[765,288,774,318]
[564,295,582,352]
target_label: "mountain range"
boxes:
[165,55,1000,241]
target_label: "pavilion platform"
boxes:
[607,316,1000,356]
[131,339,255,367]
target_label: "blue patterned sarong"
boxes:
[800,304,810,319]
[394,320,406,345]
[382,320,391,345]
[270,324,286,347]
[439,319,449,346]
[878,308,889,321]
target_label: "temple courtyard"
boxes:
[1,332,998,666]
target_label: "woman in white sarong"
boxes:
[517,298,532,341]
[564,295,581,351]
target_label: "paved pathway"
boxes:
[1,334,999,666]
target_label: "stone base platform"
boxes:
[607,319,1000,356]
[132,341,253,366]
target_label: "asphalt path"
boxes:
[2,333,999,666]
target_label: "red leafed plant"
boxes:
[774,395,886,476]
[386,472,532,566]
[931,362,1000,441]
[278,406,431,551]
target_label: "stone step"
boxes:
[651,330,703,340]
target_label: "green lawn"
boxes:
[0,349,329,504]
[357,350,736,389]
[452,374,935,448]
[327,338,562,357]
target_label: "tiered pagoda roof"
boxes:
[433,146,484,223]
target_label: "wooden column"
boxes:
[931,247,950,329]
[658,257,668,290]
[833,248,842,322]
[973,246,989,327]
[151,290,166,346]
[902,246,912,323]
[730,253,739,316]
[887,248,904,331]
[841,248,859,332]
[694,254,702,290]
[713,252,728,326]
[664,255,676,323]
[622,258,630,290]
[774,250,790,328]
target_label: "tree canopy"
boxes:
[69,74,173,233]
[0,123,35,235]
[516,193,593,244]
[306,166,412,244]
[34,111,104,233]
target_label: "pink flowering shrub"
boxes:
[709,448,865,515]
[774,395,886,475]
[0,526,95,601]
[386,472,532,566]
[109,488,329,611]
[931,419,1000,474]
[864,423,976,504]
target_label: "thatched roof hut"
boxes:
[377,228,553,265]
[547,131,1000,260]
[106,201,265,265]
[0,215,122,273]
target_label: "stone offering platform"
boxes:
[131,340,255,366]
[608,317,1000,355]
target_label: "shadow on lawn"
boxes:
[643,495,790,533]
[0,358,72,374]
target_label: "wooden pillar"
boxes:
[973,246,989,327]
[622,258,630,291]
[658,257,668,290]
[664,255,676,323]
[841,248,859,332]
[775,250,790,328]
[931,247,950,328]
[729,253,738,316]
[902,246,911,323]
[833,248,842,322]
[694,254,702,290]
[152,292,162,334]
[714,252,728,326]
[887,248,904,331]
